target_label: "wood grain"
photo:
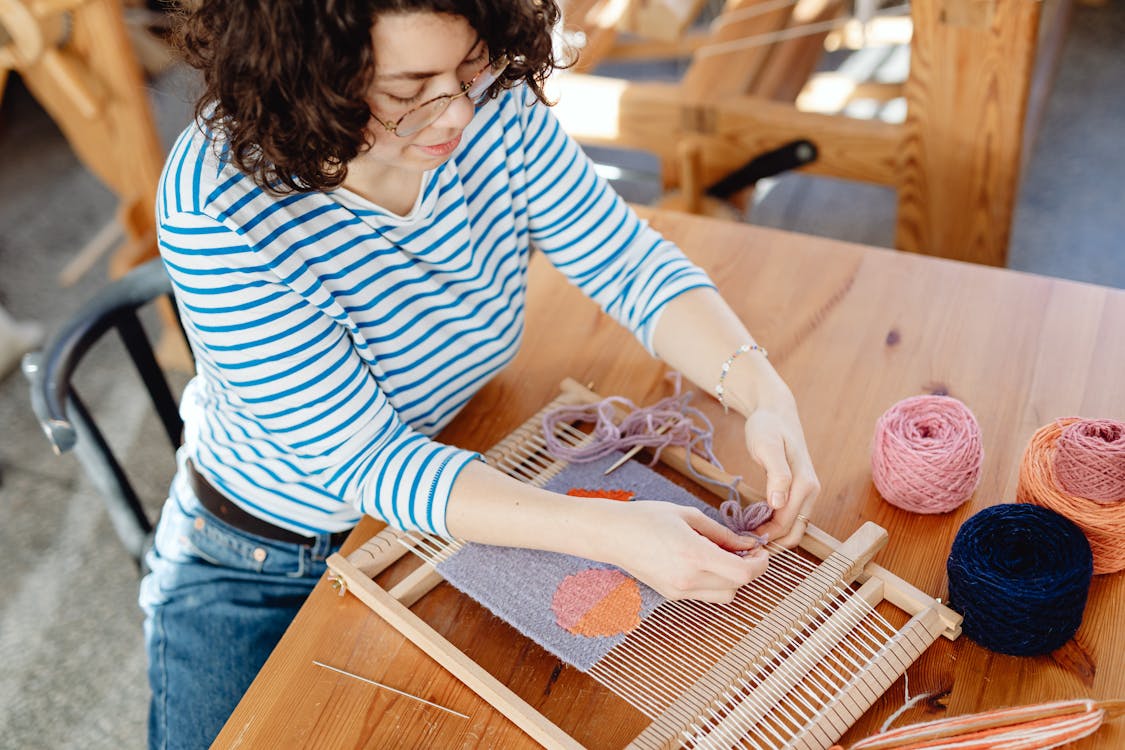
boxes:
[895,0,1042,266]
[216,210,1125,749]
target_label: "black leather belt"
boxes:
[186,461,350,547]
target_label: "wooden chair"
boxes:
[22,259,189,570]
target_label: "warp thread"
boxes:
[541,374,772,536]
[1017,417,1125,574]
[871,395,983,513]
[946,503,1093,657]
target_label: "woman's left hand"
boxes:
[741,385,820,547]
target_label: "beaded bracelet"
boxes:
[716,343,768,414]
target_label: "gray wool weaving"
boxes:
[435,452,720,671]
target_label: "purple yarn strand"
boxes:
[720,499,773,539]
[542,374,774,535]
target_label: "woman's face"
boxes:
[361,12,486,174]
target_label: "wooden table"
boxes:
[215,209,1125,749]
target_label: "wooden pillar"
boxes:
[895,0,1042,266]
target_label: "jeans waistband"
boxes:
[185,460,350,548]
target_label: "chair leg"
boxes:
[68,390,154,567]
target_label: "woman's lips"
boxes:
[417,134,462,157]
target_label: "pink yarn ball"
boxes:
[871,395,983,513]
[1052,419,1125,503]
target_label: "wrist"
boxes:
[717,344,781,417]
[556,496,627,565]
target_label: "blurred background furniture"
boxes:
[0,0,165,278]
[553,0,1068,267]
[22,259,185,569]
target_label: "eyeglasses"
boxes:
[373,56,509,138]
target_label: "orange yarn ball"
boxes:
[1017,418,1125,574]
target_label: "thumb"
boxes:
[753,436,794,510]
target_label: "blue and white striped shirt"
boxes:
[157,87,714,537]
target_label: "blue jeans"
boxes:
[139,463,342,750]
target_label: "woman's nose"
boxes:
[431,91,476,132]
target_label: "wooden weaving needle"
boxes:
[603,421,673,475]
[312,660,469,719]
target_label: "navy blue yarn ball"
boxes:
[947,503,1093,656]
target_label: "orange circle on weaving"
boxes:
[552,568,642,637]
[1017,418,1125,574]
[566,487,636,502]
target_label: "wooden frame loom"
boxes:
[327,379,962,749]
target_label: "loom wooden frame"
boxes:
[326,379,962,749]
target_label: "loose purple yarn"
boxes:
[542,374,772,539]
[720,499,773,536]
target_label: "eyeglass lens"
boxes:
[393,61,504,137]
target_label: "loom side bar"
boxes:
[832,522,888,576]
[388,562,447,608]
[801,525,961,640]
[326,552,583,750]
[345,526,418,578]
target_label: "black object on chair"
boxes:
[23,259,188,572]
[706,139,819,200]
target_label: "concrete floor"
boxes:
[0,4,1122,747]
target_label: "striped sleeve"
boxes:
[158,208,479,536]
[518,95,716,352]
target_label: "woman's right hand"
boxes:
[445,462,767,603]
[588,499,769,603]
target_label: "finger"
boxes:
[771,511,810,548]
[694,540,770,586]
[751,434,793,510]
[685,509,762,551]
[679,588,742,604]
[667,552,770,602]
[756,474,819,547]
[671,568,758,592]
[661,586,739,603]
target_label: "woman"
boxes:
[143,1,820,747]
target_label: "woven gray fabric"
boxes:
[436,452,718,671]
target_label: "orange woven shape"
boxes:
[1017,418,1125,574]
[566,488,635,502]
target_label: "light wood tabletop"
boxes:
[214,209,1125,749]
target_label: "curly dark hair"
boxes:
[176,0,561,193]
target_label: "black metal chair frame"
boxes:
[23,259,187,570]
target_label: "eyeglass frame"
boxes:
[371,56,510,138]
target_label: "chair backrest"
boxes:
[23,259,189,570]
